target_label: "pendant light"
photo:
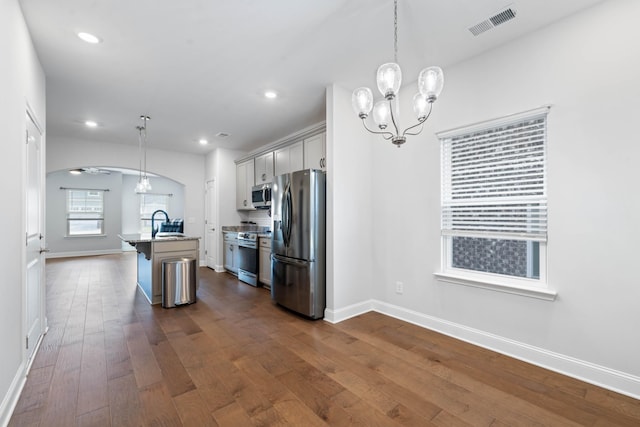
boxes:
[352,0,444,147]
[135,115,152,193]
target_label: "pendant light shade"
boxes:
[412,93,429,120]
[373,101,391,129]
[141,176,152,192]
[352,87,374,118]
[376,62,402,99]
[418,66,444,102]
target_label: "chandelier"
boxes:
[352,0,444,147]
[135,115,152,193]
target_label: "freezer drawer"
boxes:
[271,254,325,319]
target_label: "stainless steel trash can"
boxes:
[162,257,197,308]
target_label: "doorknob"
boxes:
[40,248,50,254]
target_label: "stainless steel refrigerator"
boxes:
[271,169,326,319]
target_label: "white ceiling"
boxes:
[19,0,604,154]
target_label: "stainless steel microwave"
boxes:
[251,183,271,209]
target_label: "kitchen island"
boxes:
[119,233,200,304]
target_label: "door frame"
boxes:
[23,103,47,371]
[205,179,222,271]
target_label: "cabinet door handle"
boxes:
[243,200,247,206]
[261,173,266,181]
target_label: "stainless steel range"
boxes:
[237,232,258,286]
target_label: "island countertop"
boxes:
[118,233,201,243]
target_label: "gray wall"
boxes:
[47,137,205,263]
[46,170,186,256]
[46,170,123,256]
[121,173,186,235]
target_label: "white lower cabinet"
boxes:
[223,232,238,274]
[258,236,271,287]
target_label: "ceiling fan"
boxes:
[69,167,111,175]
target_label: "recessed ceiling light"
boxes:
[264,91,277,99]
[85,120,98,128]
[199,139,208,145]
[77,32,101,44]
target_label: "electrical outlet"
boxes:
[395,281,404,294]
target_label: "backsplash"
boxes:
[241,210,272,229]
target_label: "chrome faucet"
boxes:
[151,209,169,238]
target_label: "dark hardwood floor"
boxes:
[8,253,640,426]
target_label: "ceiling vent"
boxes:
[469,7,517,36]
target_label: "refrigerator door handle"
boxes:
[272,254,309,266]
[281,189,287,245]
[282,183,293,246]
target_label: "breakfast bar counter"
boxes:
[119,233,200,304]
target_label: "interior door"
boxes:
[25,110,45,363]
[205,179,217,270]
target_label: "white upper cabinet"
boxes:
[254,152,274,184]
[235,126,325,210]
[236,158,255,210]
[303,132,326,171]
[274,141,303,176]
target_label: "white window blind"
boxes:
[66,189,105,235]
[440,107,548,242]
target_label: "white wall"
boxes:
[0,0,46,424]
[47,137,206,263]
[329,0,640,397]
[205,148,246,269]
[325,84,375,320]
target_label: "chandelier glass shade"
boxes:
[135,115,152,193]
[352,0,444,147]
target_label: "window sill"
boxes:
[65,234,107,238]
[434,272,557,301]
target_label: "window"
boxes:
[437,107,553,297]
[67,190,104,236]
[140,193,169,234]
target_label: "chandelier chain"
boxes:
[393,0,398,63]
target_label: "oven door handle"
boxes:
[238,240,257,249]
